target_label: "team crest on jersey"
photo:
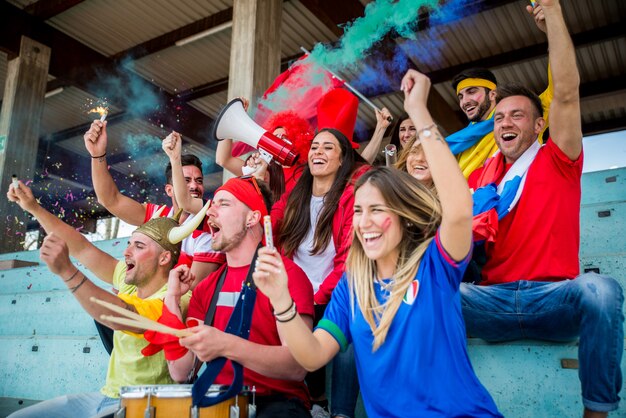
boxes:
[403,280,420,305]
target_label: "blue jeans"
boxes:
[461,273,624,412]
[331,343,360,418]
[7,392,119,418]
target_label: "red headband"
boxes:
[215,177,269,219]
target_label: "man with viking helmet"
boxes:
[6,181,210,418]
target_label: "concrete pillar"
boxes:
[227,0,282,102]
[224,0,282,182]
[0,36,50,253]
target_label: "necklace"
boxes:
[376,276,395,293]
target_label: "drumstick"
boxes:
[100,315,192,338]
[91,297,192,337]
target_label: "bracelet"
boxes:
[70,274,89,294]
[63,269,80,282]
[274,299,294,317]
[415,123,438,139]
[91,153,106,159]
[275,301,298,323]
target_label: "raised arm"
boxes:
[215,138,246,176]
[215,97,250,176]
[534,0,581,159]
[401,70,473,261]
[526,3,553,143]
[162,131,204,215]
[84,121,148,225]
[252,247,340,372]
[8,182,118,283]
[360,107,393,164]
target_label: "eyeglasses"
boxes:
[239,175,262,197]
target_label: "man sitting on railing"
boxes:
[6,182,207,418]
[462,1,624,417]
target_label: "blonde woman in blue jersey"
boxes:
[252,69,501,418]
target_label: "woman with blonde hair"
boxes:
[252,70,501,417]
[394,137,434,189]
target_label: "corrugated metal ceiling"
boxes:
[5,0,622,137]
[189,90,229,119]
[282,0,338,55]
[46,0,232,56]
[131,29,233,94]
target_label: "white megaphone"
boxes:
[211,98,299,167]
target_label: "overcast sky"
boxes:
[582,130,626,173]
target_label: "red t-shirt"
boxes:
[187,257,314,404]
[468,139,583,285]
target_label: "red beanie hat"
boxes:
[317,88,359,149]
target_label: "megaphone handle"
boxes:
[258,149,273,164]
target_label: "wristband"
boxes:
[274,299,294,317]
[416,123,438,139]
[63,269,80,282]
[70,274,88,293]
[275,300,298,323]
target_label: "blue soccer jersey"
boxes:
[317,232,502,418]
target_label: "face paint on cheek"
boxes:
[381,217,392,232]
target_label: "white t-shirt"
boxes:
[293,195,336,293]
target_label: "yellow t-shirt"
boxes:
[100,261,190,398]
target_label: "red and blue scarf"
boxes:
[471,141,542,243]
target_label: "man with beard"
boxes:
[449,3,554,178]
[462,1,623,416]
[157,176,314,417]
[6,181,209,418]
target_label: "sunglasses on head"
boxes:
[239,175,262,197]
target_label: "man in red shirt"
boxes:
[164,177,314,417]
[462,1,623,417]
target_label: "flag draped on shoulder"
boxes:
[446,116,494,155]
[471,140,542,243]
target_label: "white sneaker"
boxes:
[310,403,331,418]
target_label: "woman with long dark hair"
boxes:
[272,126,366,418]
[274,127,359,292]
[271,88,368,418]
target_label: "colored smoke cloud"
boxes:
[258,0,475,125]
